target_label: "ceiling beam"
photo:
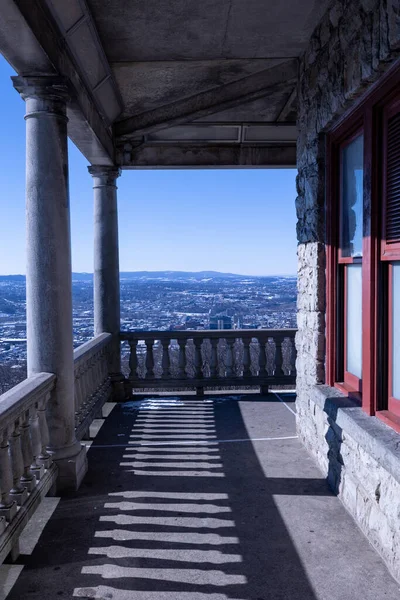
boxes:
[276,86,297,122]
[114,58,299,139]
[117,143,297,169]
[2,0,114,164]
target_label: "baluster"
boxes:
[210,338,219,377]
[9,419,28,505]
[194,338,203,379]
[242,337,252,377]
[161,339,171,379]
[274,336,285,377]
[88,356,97,405]
[178,339,187,378]
[98,348,107,397]
[74,366,83,426]
[258,337,267,375]
[29,404,45,480]
[20,408,36,492]
[37,393,52,468]
[129,340,138,379]
[0,429,17,521]
[145,339,155,379]
[78,364,89,416]
[84,359,95,410]
[225,338,235,377]
[90,353,98,398]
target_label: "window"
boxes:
[339,134,364,391]
[326,64,400,432]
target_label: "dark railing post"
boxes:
[210,338,219,377]
[225,338,235,377]
[178,339,187,379]
[274,335,285,377]
[145,339,155,379]
[243,337,252,378]
[128,340,138,380]
[161,339,171,379]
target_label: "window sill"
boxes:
[311,384,400,484]
[376,410,400,434]
[333,382,362,404]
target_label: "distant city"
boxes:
[0,271,297,392]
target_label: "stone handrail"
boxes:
[74,332,113,440]
[0,373,57,563]
[120,329,297,395]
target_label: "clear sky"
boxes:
[0,54,298,276]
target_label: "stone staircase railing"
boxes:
[0,373,57,563]
[120,329,297,395]
[74,332,113,440]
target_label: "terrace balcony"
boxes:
[1,0,400,595]
[0,330,400,599]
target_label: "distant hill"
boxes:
[0,275,25,282]
[0,271,296,282]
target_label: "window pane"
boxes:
[340,134,364,257]
[392,263,400,398]
[346,264,362,379]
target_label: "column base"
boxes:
[52,444,87,494]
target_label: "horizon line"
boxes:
[0,269,297,278]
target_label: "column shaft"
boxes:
[89,166,122,375]
[12,76,86,491]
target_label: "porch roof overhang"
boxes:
[0,0,330,168]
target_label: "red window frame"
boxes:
[380,96,400,425]
[327,122,364,400]
[326,60,400,433]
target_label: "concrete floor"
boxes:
[2,393,400,600]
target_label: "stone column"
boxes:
[12,76,87,492]
[88,166,124,397]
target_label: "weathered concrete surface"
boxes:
[87,0,331,62]
[298,386,400,583]
[12,76,87,492]
[4,395,399,599]
[295,0,400,583]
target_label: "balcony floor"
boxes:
[2,393,400,600]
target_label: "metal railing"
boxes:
[120,329,297,395]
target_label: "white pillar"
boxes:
[12,76,87,492]
[88,166,123,385]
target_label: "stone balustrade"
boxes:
[74,333,113,440]
[120,329,297,395]
[0,373,57,563]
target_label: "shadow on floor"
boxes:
[1,395,354,599]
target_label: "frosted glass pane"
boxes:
[392,263,400,398]
[346,264,362,379]
[341,135,364,258]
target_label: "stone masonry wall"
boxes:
[296,0,400,581]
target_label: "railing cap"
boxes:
[0,373,56,426]
[120,328,297,341]
[74,333,112,365]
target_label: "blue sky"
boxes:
[0,55,298,276]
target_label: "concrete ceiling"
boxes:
[0,0,332,167]
[86,0,330,61]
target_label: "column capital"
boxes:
[88,165,121,187]
[12,75,70,103]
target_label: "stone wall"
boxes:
[296,0,400,582]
